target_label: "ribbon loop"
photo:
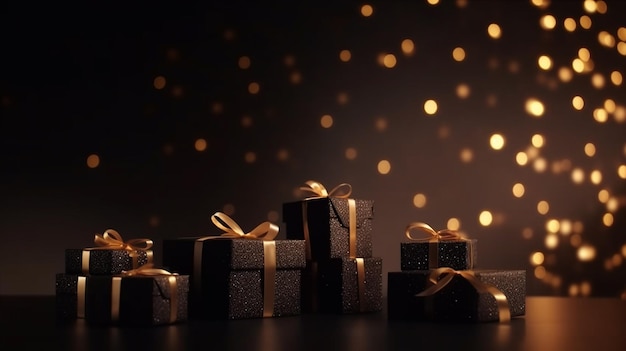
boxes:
[299,180,352,199]
[121,263,178,277]
[405,222,463,242]
[92,229,154,254]
[210,212,279,241]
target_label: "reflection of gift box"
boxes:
[283,197,374,260]
[65,249,152,275]
[163,237,306,319]
[400,240,477,271]
[85,273,189,325]
[55,273,88,321]
[388,270,526,322]
[315,257,383,314]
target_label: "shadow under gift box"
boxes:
[400,240,477,271]
[282,197,374,260]
[65,249,151,275]
[387,270,526,322]
[313,257,383,314]
[162,238,306,320]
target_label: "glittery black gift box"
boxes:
[283,198,374,260]
[162,237,306,319]
[387,270,526,322]
[65,249,151,275]
[315,257,383,314]
[55,273,87,321]
[400,240,477,271]
[84,274,189,325]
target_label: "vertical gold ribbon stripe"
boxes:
[356,258,366,312]
[111,277,122,322]
[81,251,91,275]
[193,237,212,298]
[348,199,357,258]
[167,276,179,324]
[263,241,277,318]
[77,276,86,319]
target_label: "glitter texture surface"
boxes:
[55,273,83,320]
[317,257,383,314]
[400,240,477,271]
[65,249,151,275]
[388,269,526,322]
[283,198,374,260]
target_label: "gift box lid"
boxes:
[283,197,374,229]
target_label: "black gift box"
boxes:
[315,257,383,314]
[65,249,152,275]
[85,274,189,325]
[55,273,88,321]
[283,197,374,260]
[387,270,526,322]
[400,240,477,271]
[162,237,306,319]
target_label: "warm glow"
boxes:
[360,4,373,17]
[571,168,585,184]
[525,98,545,117]
[603,213,614,226]
[590,170,602,185]
[531,0,550,9]
[401,39,415,55]
[244,152,256,163]
[618,165,626,179]
[447,218,460,231]
[427,0,440,4]
[479,211,493,226]
[546,219,560,233]
[598,31,616,48]
[320,114,333,128]
[584,143,596,157]
[572,58,585,73]
[559,67,574,82]
[460,148,473,163]
[153,76,167,90]
[583,0,597,13]
[578,47,591,61]
[194,138,207,152]
[619,27,626,41]
[413,193,427,208]
[593,108,608,123]
[579,15,592,30]
[516,152,529,166]
[345,147,357,160]
[598,189,610,203]
[560,220,572,235]
[572,96,585,110]
[530,252,545,266]
[531,134,545,148]
[456,83,470,99]
[564,18,577,32]
[86,154,100,168]
[545,233,558,249]
[377,160,391,174]
[538,55,552,70]
[383,54,397,68]
[339,50,352,62]
[591,73,605,89]
[533,158,547,173]
[537,200,550,215]
[487,23,502,39]
[490,133,505,150]
[540,15,556,30]
[238,56,251,69]
[617,42,626,56]
[277,149,289,161]
[512,183,525,198]
[534,266,546,279]
[577,245,596,261]
[452,47,466,62]
[607,197,618,212]
[248,82,260,94]
[604,99,616,113]
[610,71,623,85]
[424,99,438,115]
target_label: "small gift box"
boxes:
[55,273,88,321]
[85,265,189,326]
[400,222,477,271]
[162,212,306,320]
[65,229,153,275]
[387,269,526,323]
[283,181,374,260]
[315,257,383,314]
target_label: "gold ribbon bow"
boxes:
[416,267,511,323]
[109,264,180,324]
[300,180,353,199]
[194,212,279,318]
[405,222,473,269]
[82,229,154,274]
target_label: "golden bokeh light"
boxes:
[248,82,260,94]
[534,266,546,279]
[578,47,591,61]
[383,54,397,68]
[546,219,560,233]
[622,244,626,258]
[525,98,545,117]
[516,152,529,166]
[360,4,373,17]
[618,27,626,41]
[583,0,597,13]
[320,114,333,128]
[590,170,602,185]
[244,152,256,163]
[603,213,614,226]
[533,158,547,173]
[460,148,473,163]
[584,143,596,157]
[607,197,618,212]
[377,160,391,174]
[290,71,302,85]
[512,183,525,198]
[452,47,466,62]
[447,218,460,231]
[522,227,534,239]
[401,39,415,55]
[571,168,585,184]
[375,117,388,131]
[591,73,605,89]
[572,58,585,73]
[538,55,552,70]
[564,17,577,32]
[531,0,550,9]
[423,99,438,115]
[545,233,559,249]
[537,200,550,215]
[194,138,207,152]
[277,149,289,161]
[593,108,608,123]
[238,56,251,69]
[572,96,584,110]
[86,154,100,168]
[339,50,352,62]
[558,67,574,82]
[413,193,427,208]
[604,99,616,113]
[456,0,468,8]
[427,0,440,4]
[598,189,610,203]
[611,71,623,86]
[530,252,545,266]
[489,133,505,150]
[579,15,592,29]
[598,31,616,48]
[617,42,626,56]
[618,165,626,179]
[487,23,502,39]
[577,244,596,261]
[456,83,470,99]
[570,234,582,247]
[560,220,573,235]
[153,76,166,90]
[337,92,349,105]
[479,210,493,226]
[345,147,357,160]
[540,15,556,30]
[531,134,545,148]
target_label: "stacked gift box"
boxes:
[55,230,189,325]
[282,181,383,314]
[387,222,526,322]
[162,212,306,320]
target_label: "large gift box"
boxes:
[65,229,153,275]
[162,213,306,319]
[55,273,88,321]
[282,181,373,260]
[84,266,189,325]
[400,222,476,270]
[387,269,526,322]
[315,257,383,314]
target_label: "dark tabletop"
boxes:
[1,296,624,351]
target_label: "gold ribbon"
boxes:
[299,180,357,258]
[81,229,154,274]
[356,258,366,312]
[76,276,86,318]
[405,222,473,269]
[416,267,511,323]
[193,212,279,318]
